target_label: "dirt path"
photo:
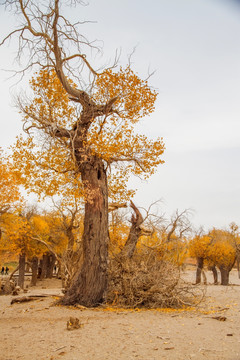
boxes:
[0,270,240,360]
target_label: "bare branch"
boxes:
[62,54,99,76]
[109,156,147,172]
[166,209,193,242]
[108,202,127,212]
[0,27,26,46]
[33,236,61,264]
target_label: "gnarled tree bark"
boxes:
[208,265,218,285]
[120,201,143,259]
[46,253,56,279]
[18,253,26,289]
[219,267,230,285]
[1,0,164,307]
[61,158,109,306]
[120,201,152,259]
[195,257,204,284]
[31,256,38,286]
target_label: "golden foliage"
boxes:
[163,240,188,266]
[109,220,129,255]
[12,135,82,202]
[2,213,43,257]
[0,149,23,214]
[94,66,157,121]
[109,213,188,267]
[11,67,164,202]
[208,241,235,269]
[189,228,238,270]
[27,69,76,129]
[189,235,212,259]
[1,210,80,259]
[207,229,236,269]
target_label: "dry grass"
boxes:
[107,249,205,308]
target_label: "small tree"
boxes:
[229,222,240,279]
[4,212,44,288]
[207,229,236,285]
[189,234,212,284]
[189,228,237,285]
[39,203,83,288]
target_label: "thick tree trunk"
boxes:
[202,270,207,285]
[219,267,230,285]
[236,246,240,279]
[60,264,67,288]
[9,265,19,281]
[18,253,26,289]
[31,256,38,286]
[237,259,240,279]
[25,262,31,273]
[40,254,48,280]
[66,227,75,251]
[46,253,56,279]
[196,257,204,284]
[61,158,109,307]
[38,259,43,278]
[208,265,218,284]
[120,201,144,259]
[121,224,142,259]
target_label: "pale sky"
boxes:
[0,0,240,230]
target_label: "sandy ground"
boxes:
[0,269,240,360]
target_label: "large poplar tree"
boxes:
[1,0,165,306]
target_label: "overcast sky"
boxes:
[0,0,240,231]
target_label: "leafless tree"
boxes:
[165,209,193,242]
